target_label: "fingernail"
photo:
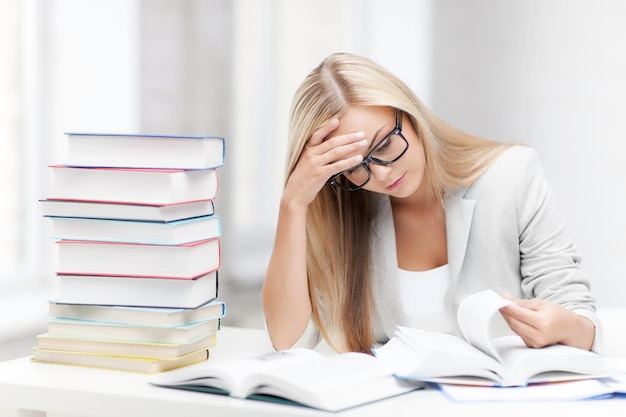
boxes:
[355,131,365,138]
[358,139,368,147]
[353,154,363,162]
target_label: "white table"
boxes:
[1,326,625,417]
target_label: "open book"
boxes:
[150,348,420,411]
[374,289,618,387]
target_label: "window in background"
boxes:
[0,0,53,342]
[0,0,142,342]
[0,0,22,279]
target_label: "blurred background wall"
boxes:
[2,0,625,357]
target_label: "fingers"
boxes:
[500,299,550,334]
[500,306,533,336]
[499,299,571,348]
[308,117,366,153]
[500,313,541,348]
[500,306,547,348]
[311,130,367,160]
[500,297,594,349]
[303,119,368,178]
[298,136,365,184]
[283,120,368,207]
[328,151,363,174]
[308,118,339,146]
[510,298,542,310]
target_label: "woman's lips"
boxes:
[386,173,406,191]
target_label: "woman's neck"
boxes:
[390,184,440,211]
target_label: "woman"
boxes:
[262,52,599,354]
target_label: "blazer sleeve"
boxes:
[513,148,602,352]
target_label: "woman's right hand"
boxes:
[282,118,368,208]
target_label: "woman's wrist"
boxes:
[561,315,596,351]
[280,194,310,216]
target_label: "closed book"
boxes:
[49,215,221,245]
[40,199,215,222]
[66,132,225,169]
[46,317,220,344]
[35,332,218,359]
[56,271,218,309]
[49,166,218,205]
[48,300,226,326]
[31,346,210,373]
[56,238,220,279]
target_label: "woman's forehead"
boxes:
[335,106,395,136]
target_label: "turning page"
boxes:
[456,289,512,361]
[374,290,618,387]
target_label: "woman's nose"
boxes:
[369,164,392,182]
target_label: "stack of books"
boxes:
[34,133,227,373]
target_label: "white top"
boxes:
[397,264,455,334]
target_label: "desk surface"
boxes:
[1,326,625,417]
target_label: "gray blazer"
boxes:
[288,146,602,352]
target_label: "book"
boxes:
[434,378,624,402]
[56,271,219,309]
[35,332,218,359]
[65,132,225,169]
[48,165,218,205]
[56,238,220,279]
[46,316,220,344]
[48,299,226,326]
[150,348,421,412]
[373,289,619,387]
[40,198,215,222]
[31,346,210,373]
[48,215,221,245]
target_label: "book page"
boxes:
[151,348,322,396]
[456,289,512,361]
[437,378,615,402]
[243,352,418,411]
[493,336,619,386]
[376,327,504,383]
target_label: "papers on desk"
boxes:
[435,374,626,402]
[600,373,626,397]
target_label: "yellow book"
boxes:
[36,332,217,359]
[31,347,209,374]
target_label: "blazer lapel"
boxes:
[370,194,404,337]
[444,188,475,285]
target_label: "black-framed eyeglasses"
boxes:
[328,109,409,191]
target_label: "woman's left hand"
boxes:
[499,297,595,350]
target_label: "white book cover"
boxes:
[57,271,219,309]
[49,215,221,245]
[49,166,218,205]
[40,199,215,222]
[66,133,225,170]
[47,300,226,326]
[56,238,220,279]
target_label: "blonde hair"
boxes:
[285,53,513,353]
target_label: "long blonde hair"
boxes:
[285,53,512,353]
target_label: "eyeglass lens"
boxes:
[340,133,407,187]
